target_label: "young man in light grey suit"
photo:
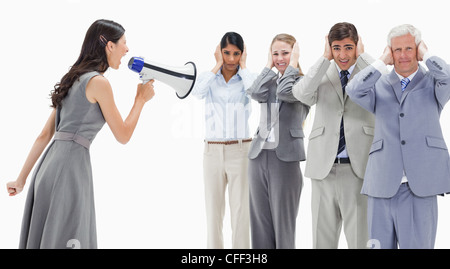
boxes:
[292,22,375,249]
[346,24,450,249]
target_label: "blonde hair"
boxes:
[271,33,304,76]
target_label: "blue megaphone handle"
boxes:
[128,57,145,73]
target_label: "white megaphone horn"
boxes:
[128,56,197,99]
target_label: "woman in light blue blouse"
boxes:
[192,32,256,249]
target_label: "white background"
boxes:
[1,0,450,249]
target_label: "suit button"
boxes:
[401,140,406,145]
[400,113,404,117]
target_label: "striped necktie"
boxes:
[340,70,349,93]
[401,77,410,91]
[338,70,349,155]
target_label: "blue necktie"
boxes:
[401,77,410,91]
[338,70,349,155]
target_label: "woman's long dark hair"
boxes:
[50,19,125,108]
[220,32,244,52]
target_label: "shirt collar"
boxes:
[216,66,242,80]
[335,62,356,77]
[394,66,419,81]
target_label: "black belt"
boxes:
[334,157,350,164]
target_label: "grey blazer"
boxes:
[346,56,450,198]
[247,65,309,162]
[293,53,375,180]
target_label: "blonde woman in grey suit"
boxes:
[247,34,309,249]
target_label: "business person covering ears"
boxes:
[293,22,375,249]
[346,24,450,249]
[191,32,256,249]
[247,34,309,249]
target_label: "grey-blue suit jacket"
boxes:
[247,65,310,162]
[346,56,450,198]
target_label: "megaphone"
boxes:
[128,57,196,99]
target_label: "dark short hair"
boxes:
[220,32,244,52]
[328,22,358,45]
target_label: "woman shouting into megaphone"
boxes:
[6,19,155,249]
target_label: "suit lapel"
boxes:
[400,65,425,104]
[326,64,344,105]
[388,65,426,104]
[346,62,363,103]
[388,70,402,103]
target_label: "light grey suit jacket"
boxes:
[346,56,450,198]
[292,53,375,180]
[247,65,309,162]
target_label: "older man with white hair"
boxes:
[346,24,450,249]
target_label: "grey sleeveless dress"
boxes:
[19,71,106,249]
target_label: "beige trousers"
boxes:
[311,163,368,249]
[203,140,250,249]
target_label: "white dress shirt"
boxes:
[192,67,256,141]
